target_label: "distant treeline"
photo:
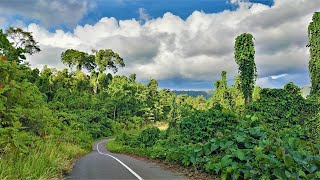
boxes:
[172,90,213,99]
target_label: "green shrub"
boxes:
[116,132,140,147]
[175,116,320,179]
[116,114,320,179]
[253,83,309,127]
[137,127,161,147]
[179,107,236,143]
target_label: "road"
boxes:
[66,139,186,180]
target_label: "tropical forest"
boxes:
[0,4,320,180]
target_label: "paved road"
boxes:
[66,139,186,180]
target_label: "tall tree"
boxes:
[234,33,257,106]
[94,49,125,73]
[147,79,159,121]
[307,12,320,95]
[61,49,95,71]
[6,27,41,62]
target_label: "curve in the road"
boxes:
[67,139,186,180]
[96,140,143,180]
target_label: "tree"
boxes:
[307,12,320,95]
[61,49,76,69]
[234,33,257,106]
[6,27,40,62]
[129,73,136,82]
[147,79,159,121]
[61,49,95,71]
[0,30,12,58]
[209,71,232,109]
[94,49,125,73]
[229,75,245,109]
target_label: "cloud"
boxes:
[0,17,6,29]
[21,0,317,89]
[0,0,92,27]
[139,8,150,23]
[25,45,67,70]
[256,72,309,88]
[270,74,287,80]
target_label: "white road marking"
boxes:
[96,140,144,180]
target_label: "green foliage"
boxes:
[253,82,309,128]
[0,27,40,63]
[180,106,236,143]
[234,33,257,105]
[209,71,233,110]
[0,140,88,179]
[116,114,320,179]
[1,22,320,179]
[6,27,41,62]
[61,49,95,71]
[0,30,13,60]
[137,127,161,147]
[95,49,125,73]
[201,120,320,179]
[308,12,320,95]
[0,122,34,154]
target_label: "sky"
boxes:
[0,0,317,90]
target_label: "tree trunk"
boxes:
[246,95,251,106]
[113,106,116,121]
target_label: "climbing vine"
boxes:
[234,33,257,105]
[308,12,320,95]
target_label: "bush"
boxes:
[115,114,320,179]
[179,106,236,143]
[170,116,320,179]
[252,83,308,127]
[116,132,140,147]
[137,127,160,147]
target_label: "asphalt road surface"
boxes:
[66,139,186,180]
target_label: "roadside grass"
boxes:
[106,139,146,155]
[106,139,167,159]
[0,140,89,179]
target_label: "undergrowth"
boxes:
[0,140,88,179]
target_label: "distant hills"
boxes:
[172,90,213,99]
[172,86,311,99]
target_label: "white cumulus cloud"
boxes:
[23,0,317,88]
[0,0,93,27]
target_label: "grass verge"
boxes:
[0,140,89,179]
[106,139,147,155]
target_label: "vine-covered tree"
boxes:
[234,33,257,106]
[307,12,320,95]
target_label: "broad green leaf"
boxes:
[284,155,293,167]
